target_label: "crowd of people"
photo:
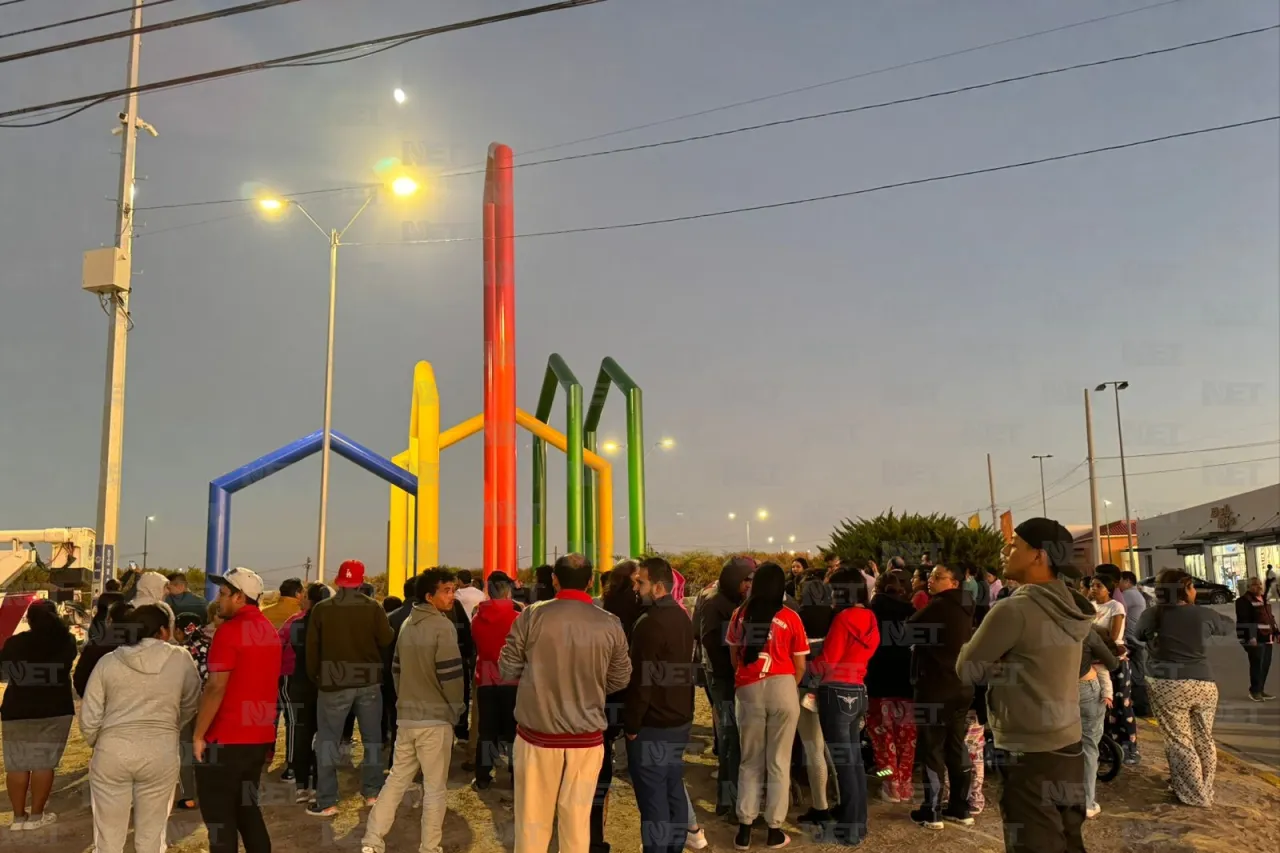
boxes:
[0,529,1276,853]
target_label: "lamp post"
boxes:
[1102,499,1113,563]
[142,515,155,571]
[729,509,768,551]
[259,175,419,582]
[1031,454,1054,515]
[1096,381,1135,569]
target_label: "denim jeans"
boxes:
[627,724,692,853]
[818,683,868,846]
[316,685,384,808]
[706,671,740,811]
[1078,678,1105,810]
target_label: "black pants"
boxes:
[455,662,474,741]
[195,742,272,853]
[590,694,626,853]
[285,678,318,789]
[917,694,974,820]
[1246,642,1274,695]
[706,671,740,811]
[476,684,518,782]
[995,743,1086,853]
[818,683,869,846]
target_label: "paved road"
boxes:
[1204,602,1280,772]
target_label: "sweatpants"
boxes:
[286,679,319,790]
[514,734,605,853]
[795,688,833,810]
[734,675,801,828]
[362,725,451,853]
[90,736,180,853]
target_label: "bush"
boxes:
[828,510,1004,573]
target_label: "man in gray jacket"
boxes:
[500,554,631,853]
[361,568,465,853]
[957,518,1093,853]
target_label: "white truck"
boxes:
[0,528,96,646]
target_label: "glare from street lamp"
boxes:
[659,437,676,450]
[393,88,407,104]
[258,197,284,212]
[390,175,419,197]
[788,534,796,543]
[147,516,155,522]
[602,440,621,455]
[757,509,768,521]
[767,536,774,545]
[727,512,736,521]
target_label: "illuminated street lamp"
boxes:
[257,172,419,582]
[729,509,769,550]
[393,87,407,105]
[142,515,155,571]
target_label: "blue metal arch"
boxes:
[205,429,416,600]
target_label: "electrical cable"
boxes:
[0,0,605,124]
[355,116,1278,245]
[1100,455,1280,477]
[0,0,306,65]
[0,0,185,42]
[1098,439,1279,459]
[442,25,1278,176]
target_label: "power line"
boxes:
[1099,439,1279,460]
[1100,455,1280,477]
[0,0,605,124]
[506,0,1194,159]
[0,0,306,65]
[359,116,1277,245]
[454,25,1278,176]
[0,0,184,42]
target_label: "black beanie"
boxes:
[1013,517,1079,577]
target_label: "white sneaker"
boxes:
[686,828,708,850]
[295,788,314,804]
[7,817,27,832]
[24,813,57,830]
[362,847,378,853]
[1085,803,1102,820]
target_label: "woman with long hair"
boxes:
[811,567,879,846]
[1136,569,1235,807]
[727,562,810,850]
[80,605,201,853]
[75,601,135,698]
[865,571,916,804]
[1089,573,1138,765]
[1,599,78,832]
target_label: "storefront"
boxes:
[1137,483,1280,585]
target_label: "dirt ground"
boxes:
[3,692,1279,853]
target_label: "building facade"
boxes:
[1137,483,1280,586]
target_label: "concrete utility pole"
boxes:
[987,453,998,529]
[90,0,153,594]
[1085,389,1102,567]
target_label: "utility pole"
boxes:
[1084,389,1102,567]
[986,453,997,529]
[304,557,312,584]
[91,0,150,595]
[1031,454,1054,515]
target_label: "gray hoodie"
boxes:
[131,572,177,632]
[394,604,465,728]
[79,638,202,748]
[956,579,1093,753]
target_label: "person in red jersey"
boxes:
[192,567,282,853]
[726,562,810,850]
[470,571,523,789]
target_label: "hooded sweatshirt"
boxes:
[394,604,466,728]
[692,559,753,685]
[956,579,1093,753]
[908,587,974,702]
[472,598,522,687]
[131,572,176,631]
[79,638,202,748]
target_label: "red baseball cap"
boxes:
[336,559,365,588]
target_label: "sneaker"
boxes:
[1085,803,1102,820]
[175,798,198,810]
[1261,692,1277,701]
[796,808,830,825]
[364,796,378,807]
[306,804,338,818]
[686,828,708,850]
[734,823,752,850]
[910,808,943,830]
[295,788,314,804]
[942,809,974,827]
[1249,692,1263,702]
[969,805,983,817]
[765,828,790,849]
[473,777,493,791]
[24,813,57,831]
[7,817,26,832]
[362,847,378,853]
[710,768,719,780]
[880,788,901,804]
[281,769,296,782]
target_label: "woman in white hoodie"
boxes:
[80,604,202,853]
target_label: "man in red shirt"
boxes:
[470,571,522,789]
[192,567,282,853]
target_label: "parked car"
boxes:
[1139,574,1235,605]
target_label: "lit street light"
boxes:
[142,515,155,571]
[1031,454,1054,515]
[1096,381,1135,568]
[258,171,420,582]
[393,87,407,104]
[601,437,676,457]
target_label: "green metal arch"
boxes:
[584,357,645,560]
[531,354,584,566]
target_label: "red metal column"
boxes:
[482,158,498,579]
[492,144,518,578]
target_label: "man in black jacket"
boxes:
[907,561,975,829]
[692,556,753,816]
[625,557,696,853]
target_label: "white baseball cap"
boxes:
[213,567,266,602]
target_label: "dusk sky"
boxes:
[1,0,1277,582]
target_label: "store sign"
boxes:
[1210,504,1239,531]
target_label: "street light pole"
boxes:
[1032,454,1053,515]
[1097,381,1135,570]
[142,515,154,571]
